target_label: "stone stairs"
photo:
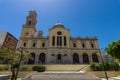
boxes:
[44,64,88,71]
[22,64,101,80]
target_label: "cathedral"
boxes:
[18,11,101,64]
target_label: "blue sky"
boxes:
[0,0,120,49]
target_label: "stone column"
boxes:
[79,54,83,64]
[35,54,39,64]
[89,55,93,63]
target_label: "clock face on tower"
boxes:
[57,31,62,35]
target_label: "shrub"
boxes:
[90,63,96,71]
[32,65,45,72]
[37,66,45,72]
[99,63,104,71]
[32,66,40,71]
[0,65,6,71]
[113,62,119,71]
[104,62,110,71]
[90,61,120,71]
[20,66,29,71]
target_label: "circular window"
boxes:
[57,31,62,35]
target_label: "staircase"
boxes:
[22,64,101,80]
[44,64,88,71]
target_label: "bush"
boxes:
[113,62,119,71]
[90,63,96,71]
[104,62,110,71]
[37,66,45,72]
[109,62,116,70]
[32,65,45,72]
[0,65,7,71]
[90,61,120,71]
[32,66,40,71]
[20,66,30,71]
[99,63,104,71]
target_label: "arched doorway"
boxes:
[73,53,79,64]
[83,53,89,64]
[39,53,45,64]
[57,54,62,60]
[92,54,99,62]
[28,53,35,64]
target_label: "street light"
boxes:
[100,48,108,80]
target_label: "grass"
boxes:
[0,64,120,78]
[88,71,120,78]
[83,65,120,78]
[0,71,37,78]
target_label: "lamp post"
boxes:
[100,48,108,80]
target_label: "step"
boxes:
[44,64,88,71]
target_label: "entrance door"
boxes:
[92,54,99,62]
[57,54,63,64]
[83,53,89,64]
[73,53,79,64]
[39,53,45,64]
[28,53,35,64]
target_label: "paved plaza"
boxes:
[22,71,101,80]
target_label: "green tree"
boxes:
[0,47,29,80]
[106,40,120,61]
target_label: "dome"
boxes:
[53,22,64,29]
[54,23,63,26]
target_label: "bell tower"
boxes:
[20,11,37,38]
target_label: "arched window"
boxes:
[23,42,26,47]
[33,42,36,47]
[39,53,45,64]
[83,53,89,64]
[57,31,62,35]
[58,54,61,60]
[57,36,60,46]
[92,54,99,62]
[91,43,94,48]
[60,36,62,46]
[52,36,55,46]
[73,53,79,64]
[64,36,67,46]
[28,53,35,64]
[73,43,76,48]
[56,31,63,46]
[82,43,85,48]
[42,43,45,47]
[28,20,32,25]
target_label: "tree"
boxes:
[106,40,120,61]
[0,47,29,80]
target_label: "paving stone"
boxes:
[23,71,101,80]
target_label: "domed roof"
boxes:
[54,23,63,26]
[52,22,64,29]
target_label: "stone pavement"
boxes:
[22,71,101,80]
[0,75,10,80]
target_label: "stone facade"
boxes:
[17,11,101,64]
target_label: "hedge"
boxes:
[90,62,120,71]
